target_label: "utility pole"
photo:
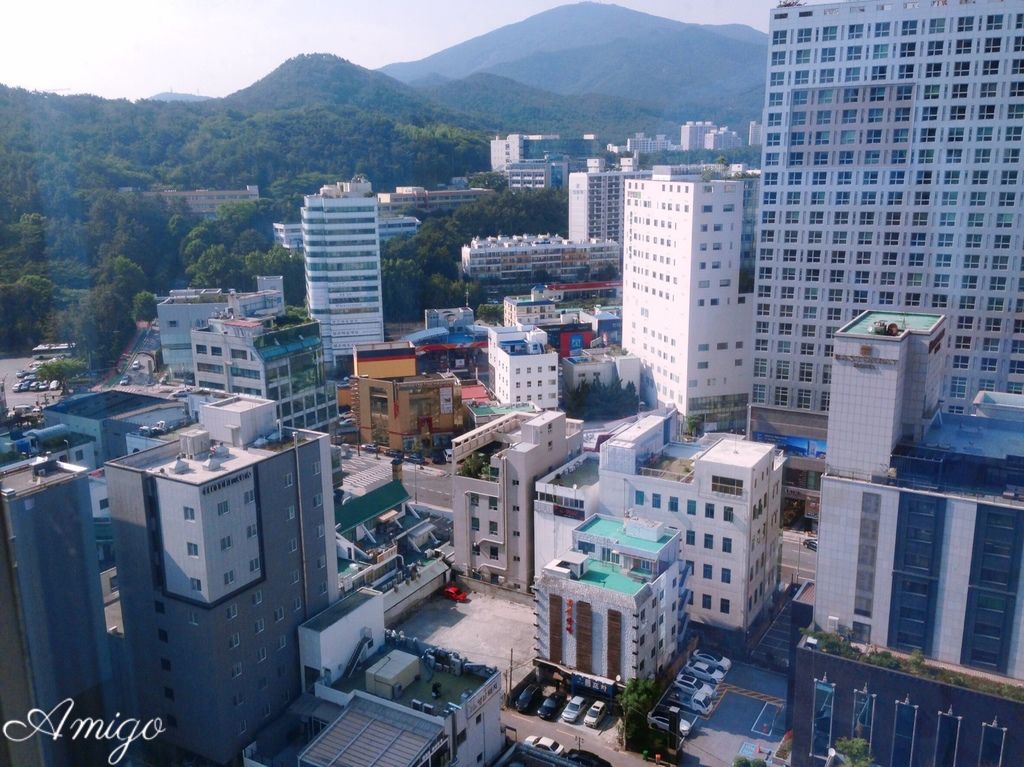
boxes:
[508,647,514,699]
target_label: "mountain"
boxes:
[382,3,767,126]
[422,73,676,139]
[147,92,211,102]
[222,53,458,125]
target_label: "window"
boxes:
[686,530,695,546]
[703,564,713,580]
[722,568,732,584]
[723,538,733,554]
[186,542,199,557]
[705,503,715,519]
[711,476,743,496]
[702,594,712,610]
[686,499,696,516]
[224,570,235,586]
[703,534,714,550]
[634,490,645,506]
[720,599,731,615]
[217,500,229,516]
[724,507,734,523]
[190,577,202,591]
[183,506,195,521]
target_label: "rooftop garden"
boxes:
[803,630,1024,703]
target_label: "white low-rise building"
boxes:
[598,411,784,643]
[533,453,602,580]
[534,515,687,682]
[487,325,559,409]
[503,288,558,327]
[462,234,619,284]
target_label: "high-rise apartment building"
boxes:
[302,179,384,374]
[622,169,757,430]
[756,1,1024,418]
[679,121,717,151]
[106,397,338,766]
[568,165,651,243]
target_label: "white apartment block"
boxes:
[451,410,583,591]
[598,412,784,640]
[273,222,303,250]
[622,170,756,430]
[378,214,420,242]
[756,1,1024,417]
[503,289,558,326]
[302,179,384,371]
[534,453,602,580]
[704,127,743,150]
[748,120,763,146]
[568,167,652,243]
[487,325,559,409]
[680,121,717,150]
[462,234,620,283]
[534,516,686,682]
[626,133,675,153]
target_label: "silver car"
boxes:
[673,672,714,699]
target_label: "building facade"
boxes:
[157,286,284,379]
[0,457,111,767]
[106,397,338,765]
[157,185,259,217]
[451,410,583,591]
[352,372,463,452]
[598,412,784,643]
[461,234,619,283]
[568,166,651,244]
[503,289,558,327]
[376,186,494,216]
[756,0,1024,418]
[487,325,559,409]
[191,316,335,431]
[622,170,756,430]
[534,516,687,682]
[302,179,384,372]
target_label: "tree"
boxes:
[34,358,87,392]
[475,303,502,324]
[834,737,874,767]
[132,291,157,322]
[618,677,658,747]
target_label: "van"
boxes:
[443,448,453,463]
[13,404,33,416]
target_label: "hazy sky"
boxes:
[1,0,771,100]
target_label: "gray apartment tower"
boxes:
[755,1,1024,418]
[106,397,338,766]
[0,457,111,767]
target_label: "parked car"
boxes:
[673,673,714,699]
[406,452,425,465]
[431,449,447,464]
[803,537,818,550]
[442,584,468,602]
[565,749,612,767]
[360,443,378,454]
[583,700,607,728]
[523,736,564,755]
[681,690,713,717]
[560,695,587,723]
[692,649,732,673]
[515,684,541,714]
[684,660,726,685]
[537,692,566,721]
[119,377,131,386]
[15,370,29,378]
[49,380,60,391]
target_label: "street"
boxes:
[780,530,816,585]
[502,707,654,767]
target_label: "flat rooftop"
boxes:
[577,516,674,553]
[46,390,181,420]
[915,413,1024,462]
[330,650,486,712]
[578,559,645,596]
[302,589,378,633]
[699,435,774,470]
[548,457,600,489]
[840,310,943,337]
[0,460,86,496]
[299,694,443,767]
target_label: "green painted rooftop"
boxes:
[334,480,410,534]
[578,516,674,553]
[840,311,943,336]
[578,559,644,595]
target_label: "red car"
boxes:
[442,585,468,602]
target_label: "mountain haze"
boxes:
[381,3,766,126]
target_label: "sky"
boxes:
[0,0,771,100]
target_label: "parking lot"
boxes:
[680,663,788,767]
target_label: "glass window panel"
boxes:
[811,680,835,758]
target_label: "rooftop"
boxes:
[699,435,775,470]
[466,403,537,418]
[577,516,674,553]
[546,457,600,489]
[299,694,444,767]
[335,481,410,534]
[839,310,943,338]
[46,391,182,421]
[0,458,87,497]
[330,649,486,712]
[577,558,645,596]
[302,588,379,633]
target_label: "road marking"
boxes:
[717,683,784,707]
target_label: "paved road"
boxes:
[780,530,816,585]
[503,708,655,767]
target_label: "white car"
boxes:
[681,690,713,717]
[48,380,60,391]
[560,695,587,723]
[523,736,565,755]
[673,673,714,699]
[692,649,732,673]
[584,700,607,728]
[684,660,726,685]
